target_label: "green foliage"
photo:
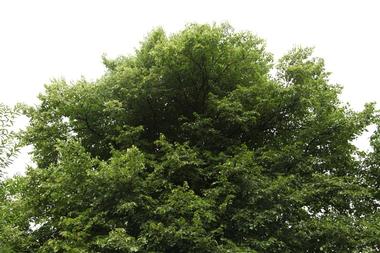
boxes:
[0,103,19,172]
[1,23,379,252]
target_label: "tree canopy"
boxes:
[1,23,379,252]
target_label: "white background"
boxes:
[1,0,379,175]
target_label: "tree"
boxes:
[2,23,379,252]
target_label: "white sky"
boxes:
[1,0,380,175]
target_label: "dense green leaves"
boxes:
[1,23,379,252]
